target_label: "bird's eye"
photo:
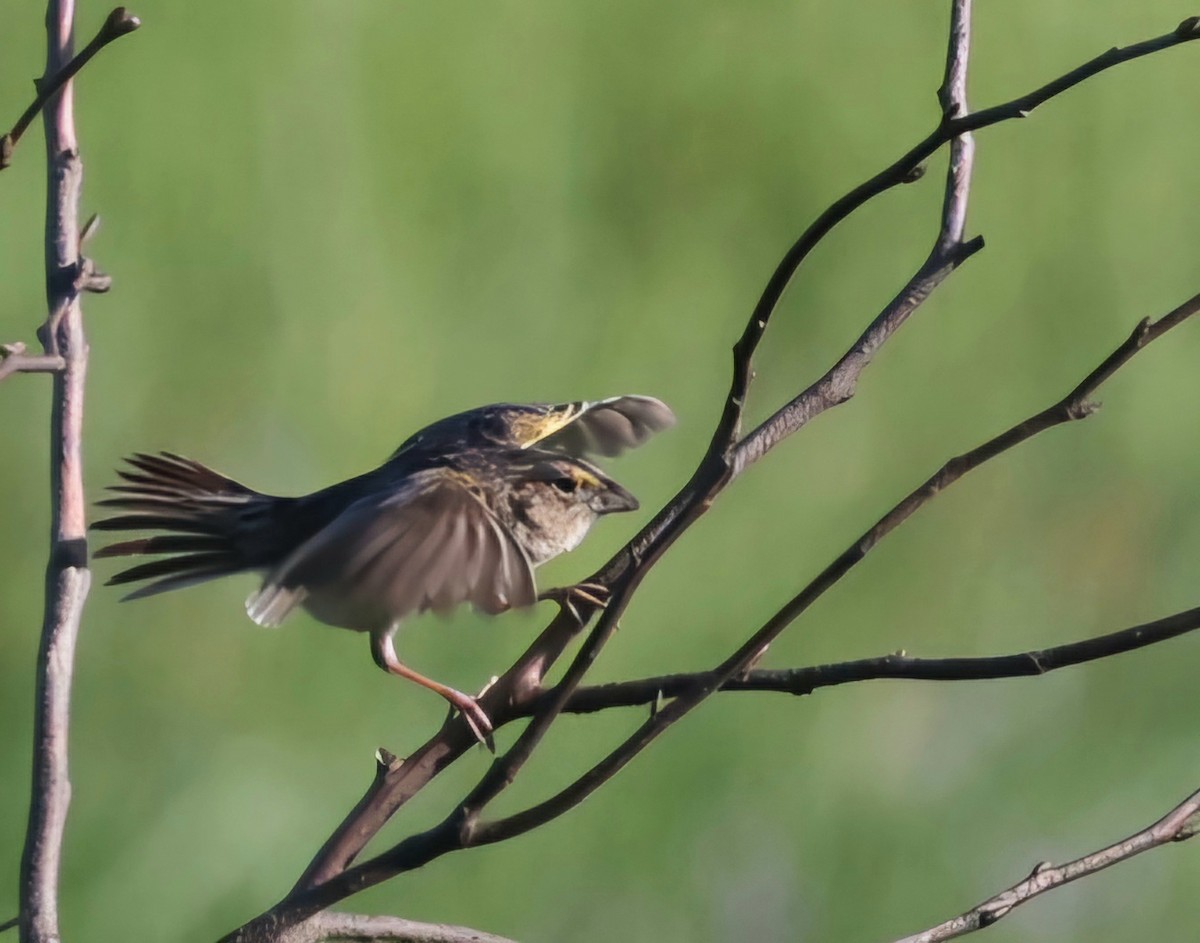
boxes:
[552,476,578,493]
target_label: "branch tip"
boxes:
[1177,15,1200,38]
[103,7,142,38]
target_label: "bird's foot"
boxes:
[539,581,610,624]
[442,687,495,751]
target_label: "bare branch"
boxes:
[243,290,1200,937]
[17,1,96,940]
[222,12,1200,941]
[300,911,518,943]
[555,604,1200,713]
[0,343,64,383]
[889,785,1200,943]
[720,16,1199,472]
[0,7,139,170]
[467,292,1200,849]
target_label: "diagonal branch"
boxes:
[888,785,1200,943]
[465,292,1200,849]
[0,7,139,171]
[553,603,1200,713]
[246,293,1200,934]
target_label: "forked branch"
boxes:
[221,8,1200,942]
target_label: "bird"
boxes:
[93,395,675,742]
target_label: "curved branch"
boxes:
[889,785,1200,942]
[721,15,1200,469]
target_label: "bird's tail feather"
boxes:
[93,452,277,600]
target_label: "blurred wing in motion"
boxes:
[246,470,537,630]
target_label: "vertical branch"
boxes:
[19,1,92,940]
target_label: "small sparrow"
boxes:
[94,395,675,741]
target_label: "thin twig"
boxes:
[889,785,1200,942]
[17,1,95,941]
[0,7,139,170]
[300,911,518,943]
[0,343,64,383]
[553,603,1200,713]
[733,15,1200,470]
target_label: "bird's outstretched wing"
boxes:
[519,395,676,458]
[246,470,536,630]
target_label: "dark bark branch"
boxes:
[222,11,1200,941]
[732,14,1199,471]
[554,604,1200,713]
[888,785,1200,942]
[467,291,1200,848]
[0,7,139,171]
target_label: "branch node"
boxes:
[1027,859,1054,878]
[901,163,927,184]
[978,902,1012,927]
[375,748,403,773]
[1066,400,1100,420]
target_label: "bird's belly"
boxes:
[299,587,388,632]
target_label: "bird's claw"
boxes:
[443,688,496,752]
[539,581,610,624]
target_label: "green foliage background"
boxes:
[2,2,1199,940]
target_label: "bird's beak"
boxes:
[594,481,639,514]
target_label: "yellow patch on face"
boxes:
[566,466,602,489]
[509,405,584,448]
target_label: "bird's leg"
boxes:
[371,629,494,749]
[538,581,610,624]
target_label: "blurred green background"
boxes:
[2,1,1199,940]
